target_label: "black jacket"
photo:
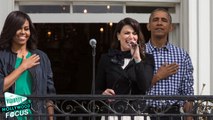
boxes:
[95,49,155,95]
[0,48,56,119]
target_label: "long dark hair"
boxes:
[0,11,38,50]
[111,17,146,58]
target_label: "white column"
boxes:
[210,0,213,95]
[188,0,199,95]
[197,0,210,95]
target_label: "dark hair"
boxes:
[149,8,172,23]
[111,17,146,58]
[0,11,38,50]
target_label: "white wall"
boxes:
[0,0,14,32]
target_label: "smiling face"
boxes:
[12,20,30,48]
[117,25,138,51]
[147,10,172,39]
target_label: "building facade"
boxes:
[0,0,212,95]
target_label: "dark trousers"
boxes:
[147,105,181,120]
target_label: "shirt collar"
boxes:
[146,40,171,52]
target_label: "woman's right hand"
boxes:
[20,54,40,70]
[3,54,40,92]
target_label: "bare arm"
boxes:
[183,101,193,120]
[46,100,54,120]
[3,54,40,91]
[4,65,26,91]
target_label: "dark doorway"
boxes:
[34,23,150,94]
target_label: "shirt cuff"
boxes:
[134,59,141,63]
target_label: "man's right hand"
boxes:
[152,62,179,85]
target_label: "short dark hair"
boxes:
[149,8,172,23]
[0,11,38,50]
[111,17,146,58]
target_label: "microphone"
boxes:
[89,39,97,48]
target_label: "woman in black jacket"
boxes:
[0,11,55,120]
[95,17,155,120]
